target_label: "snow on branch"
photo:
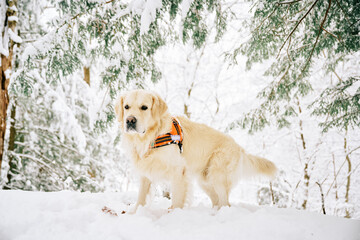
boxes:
[7,4,18,12]
[181,0,194,20]
[8,28,22,43]
[128,0,163,35]
[8,16,18,22]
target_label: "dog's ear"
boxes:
[114,95,124,126]
[151,93,168,119]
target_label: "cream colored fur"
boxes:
[115,89,277,212]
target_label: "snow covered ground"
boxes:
[0,190,359,240]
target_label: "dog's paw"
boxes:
[126,204,139,215]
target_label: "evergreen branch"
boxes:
[15,153,54,173]
[311,75,360,131]
[320,109,360,131]
[332,70,343,82]
[97,83,111,113]
[56,0,128,33]
[286,36,292,62]
[321,27,341,42]
[289,43,311,53]
[276,0,319,59]
[300,0,331,75]
[254,7,277,32]
[348,19,360,30]
[334,0,350,23]
[279,64,291,84]
[18,126,84,154]
[266,64,291,101]
[57,13,84,32]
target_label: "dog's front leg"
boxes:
[129,176,151,214]
[169,168,188,209]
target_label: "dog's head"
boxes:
[114,90,168,135]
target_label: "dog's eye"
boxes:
[141,105,148,111]
[124,105,129,110]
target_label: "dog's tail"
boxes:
[238,147,277,179]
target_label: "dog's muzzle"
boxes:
[126,116,137,131]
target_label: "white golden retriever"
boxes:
[115,89,277,212]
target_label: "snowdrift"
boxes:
[0,190,359,240]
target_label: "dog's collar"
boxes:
[149,117,183,153]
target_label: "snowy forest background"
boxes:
[0,0,359,220]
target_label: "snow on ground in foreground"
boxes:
[0,191,359,240]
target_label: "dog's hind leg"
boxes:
[205,151,236,208]
[211,173,231,208]
[199,181,219,207]
[214,177,230,208]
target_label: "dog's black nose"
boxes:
[126,116,137,130]
[126,116,137,124]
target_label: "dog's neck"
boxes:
[124,112,173,159]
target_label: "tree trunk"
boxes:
[301,162,310,209]
[344,129,351,218]
[184,103,190,118]
[83,66,90,86]
[297,100,309,210]
[0,0,18,170]
[7,102,16,152]
[184,82,194,119]
[3,102,16,189]
[331,153,339,200]
[316,182,326,215]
